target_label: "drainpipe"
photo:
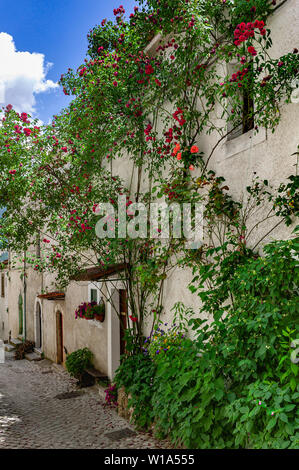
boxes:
[23,251,27,340]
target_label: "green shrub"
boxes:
[114,237,299,448]
[65,348,93,378]
[146,324,187,359]
[114,353,156,429]
[226,380,299,449]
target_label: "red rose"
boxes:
[20,112,28,122]
[129,315,138,322]
[248,46,257,56]
[190,145,199,153]
[145,64,154,74]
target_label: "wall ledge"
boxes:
[76,317,103,329]
[221,127,267,160]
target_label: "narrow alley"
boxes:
[0,352,162,449]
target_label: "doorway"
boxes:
[119,289,127,356]
[18,294,23,336]
[56,311,63,364]
[35,302,42,349]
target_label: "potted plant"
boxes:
[84,304,95,320]
[65,347,94,387]
[94,297,105,322]
[75,301,97,320]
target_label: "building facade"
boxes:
[0,1,298,379]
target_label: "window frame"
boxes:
[88,282,101,304]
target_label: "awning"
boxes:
[71,263,127,282]
[37,292,65,301]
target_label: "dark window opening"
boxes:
[90,288,98,303]
[1,274,4,298]
[227,61,254,140]
[242,86,254,134]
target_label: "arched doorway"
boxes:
[35,302,42,349]
[18,294,23,336]
[56,311,63,364]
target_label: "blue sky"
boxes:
[0,0,137,123]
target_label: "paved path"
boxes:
[0,352,165,449]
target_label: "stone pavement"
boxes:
[0,352,167,449]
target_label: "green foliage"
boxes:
[227,380,299,449]
[273,174,299,225]
[146,325,187,359]
[65,348,93,378]
[114,353,156,429]
[114,237,299,448]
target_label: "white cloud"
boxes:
[0,32,58,116]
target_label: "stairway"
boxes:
[4,338,42,361]
[4,337,22,352]
[4,343,15,352]
[25,351,42,361]
[10,338,22,348]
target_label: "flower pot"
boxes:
[94,312,105,322]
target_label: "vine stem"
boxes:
[252,218,284,252]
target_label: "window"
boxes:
[242,86,254,134]
[88,282,101,304]
[90,288,98,303]
[227,61,254,141]
[1,274,4,298]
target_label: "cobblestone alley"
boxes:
[0,352,164,449]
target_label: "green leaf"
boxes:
[266,417,277,431]
[240,406,249,414]
[284,404,295,412]
[279,413,289,423]
[215,389,224,401]
[290,378,297,392]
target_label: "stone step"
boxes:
[10,338,23,347]
[5,351,15,360]
[85,367,108,381]
[25,352,42,361]
[33,349,43,358]
[5,344,15,352]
